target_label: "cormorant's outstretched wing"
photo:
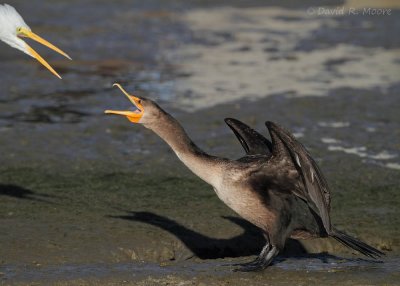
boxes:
[265,121,332,233]
[225,118,272,155]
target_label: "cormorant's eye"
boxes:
[138,99,142,104]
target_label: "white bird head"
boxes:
[0,4,71,79]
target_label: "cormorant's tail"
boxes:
[331,229,385,259]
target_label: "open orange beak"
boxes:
[105,83,144,123]
[17,27,71,79]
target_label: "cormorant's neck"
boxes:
[145,112,223,187]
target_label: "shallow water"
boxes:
[1,0,399,172]
[0,0,399,285]
[2,257,400,285]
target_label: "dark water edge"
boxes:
[2,258,400,285]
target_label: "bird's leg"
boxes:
[233,244,279,272]
[228,242,270,267]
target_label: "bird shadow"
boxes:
[108,210,308,260]
[0,184,55,203]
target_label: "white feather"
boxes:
[295,153,301,167]
[0,4,32,55]
[310,168,314,183]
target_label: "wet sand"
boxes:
[1,0,399,285]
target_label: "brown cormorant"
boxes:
[105,84,384,271]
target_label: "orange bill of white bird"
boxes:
[17,27,71,79]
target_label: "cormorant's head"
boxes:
[105,83,164,125]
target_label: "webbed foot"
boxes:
[233,244,279,272]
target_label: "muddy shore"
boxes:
[1,89,399,285]
[1,0,399,285]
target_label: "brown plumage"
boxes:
[106,86,384,271]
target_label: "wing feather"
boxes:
[225,118,272,155]
[266,121,332,232]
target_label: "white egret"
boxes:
[0,4,71,79]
